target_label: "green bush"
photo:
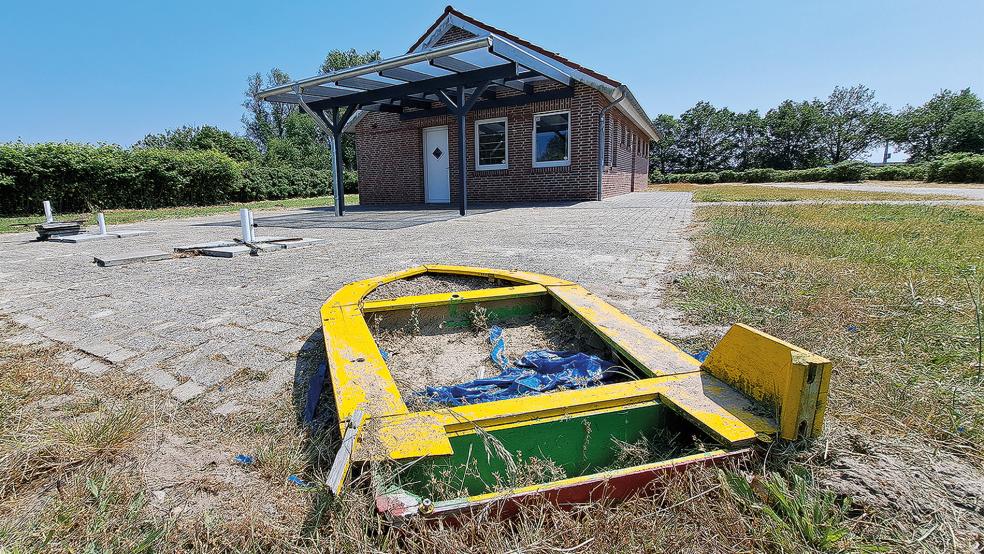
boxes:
[717,170,739,183]
[663,172,719,184]
[740,168,778,183]
[343,169,359,193]
[925,153,984,183]
[240,166,329,201]
[867,164,928,181]
[690,172,720,184]
[792,166,831,182]
[826,160,871,182]
[0,142,346,215]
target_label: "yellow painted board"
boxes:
[423,264,575,287]
[354,413,453,461]
[656,371,776,445]
[322,304,408,426]
[367,373,774,452]
[547,284,701,376]
[701,324,831,440]
[362,284,547,313]
[324,266,428,308]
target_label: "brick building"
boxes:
[257,6,658,214]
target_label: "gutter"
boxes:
[597,85,628,201]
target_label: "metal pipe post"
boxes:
[43,201,53,223]
[96,212,107,235]
[457,85,467,216]
[239,208,253,242]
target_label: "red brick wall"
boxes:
[601,110,651,196]
[432,25,477,46]
[354,27,652,204]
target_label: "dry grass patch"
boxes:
[0,318,887,552]
[670,203,984,550]
[650,182,965,201]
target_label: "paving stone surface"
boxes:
[0,193,696,407]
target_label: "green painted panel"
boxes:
[397,402,694,499]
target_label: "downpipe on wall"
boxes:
[597,85,628,201]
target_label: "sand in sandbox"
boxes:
[366,274,509,302]
[374,313,609,399]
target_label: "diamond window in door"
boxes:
[433,147,443,159]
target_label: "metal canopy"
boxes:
[256,35,574,217]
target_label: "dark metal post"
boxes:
[328,108,345,217]
[456,85,467,216]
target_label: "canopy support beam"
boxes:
[439,80,491,216]
[296,85,358,216]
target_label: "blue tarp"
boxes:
[419,325,618,406]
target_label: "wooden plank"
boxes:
[327,409,364,494]
[361,284,546,312]
[354,412,452,461]
[321,305,408,429]
[546,284,700,376]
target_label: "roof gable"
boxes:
[409,6,620,88]
[407,6,658,140]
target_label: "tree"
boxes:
[319,48,381,75]
[242,68,295,152]
[892,88,983,161]
[941,110,984,154]
[134,125,260,163]
[731,110,765,169]
[649,114,680,173]
[263,112,331,170]
[319,49,382,170]
[762,100,828,169]
[675,102,736,171]
[820,85,888,163]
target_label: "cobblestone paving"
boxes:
[0,192,696,412]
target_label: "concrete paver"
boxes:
[0,192,696,406]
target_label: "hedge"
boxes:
[0,143,345,215]
[651,157,984,185]
[925,153,984,183]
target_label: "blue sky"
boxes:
[2,0,982,147]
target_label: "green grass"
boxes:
[652,183,960,202]
[675,204,984,443]
[670,203,984,550]
[0,194,359,234]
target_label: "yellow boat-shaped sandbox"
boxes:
[319,265,831,519]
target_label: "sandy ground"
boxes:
[365,274,507,301]
[375,312,608,397]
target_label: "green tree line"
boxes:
[0,49,380,215]
[651,86,984,176]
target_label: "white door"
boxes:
[423,126,450,203]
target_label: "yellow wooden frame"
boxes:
[322,265,830,468]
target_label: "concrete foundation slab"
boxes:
[113,230,153,238]
[199,245,252,258]
[51,230,154,243]
[94,251,171,267]
[270,237,326,249]
[50,233,116,243]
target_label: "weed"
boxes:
[722,470,853,552]
[469,304,490,332]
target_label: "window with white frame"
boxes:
[474,117,508,170]
[533,110,570,167]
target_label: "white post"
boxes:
[96,212,107,235]
[247,209,255,241]
[43,201,53,223]
[239,208,253,242]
